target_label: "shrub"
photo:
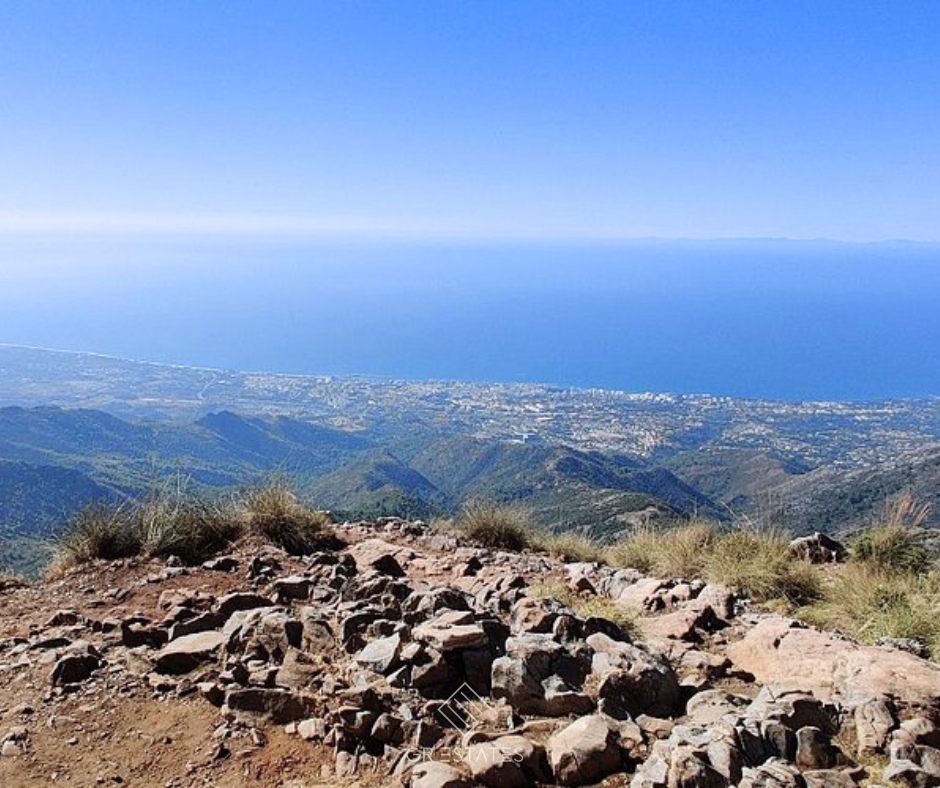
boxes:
[241,482,340,555]
[457,501,534,552]
[852,495,933,575]
[706,529,822,604]
[543,532,607,564]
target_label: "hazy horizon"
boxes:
[3,238,939,403]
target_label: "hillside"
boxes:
[0,459,118,536]
[0,406,729,575]
[783,444,940,534]
[410,436,722,537]
[307,450,446,520]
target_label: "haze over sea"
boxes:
[2,238,939,403]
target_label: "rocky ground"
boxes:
[2,519,940,787]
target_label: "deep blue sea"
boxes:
[2,237,939,401]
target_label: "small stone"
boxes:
[202,556,239,572]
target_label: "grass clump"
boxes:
[457,501,534,552]
[801,564,940,657]
[851,494,932,575]
[608,521,821,605]
[54,479,337,567]
[706,530,822,604]
[57,501,144,564]
[528,581,636,637]
[56,490,244,567]
[139,495,243,563]
[240,482,340,555]
[608,521,717,579]
[542,532,607,564]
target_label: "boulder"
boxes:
[492,634,592,716]
[50,646,105,686]
[215,592,274,621]
[789,533,847,564]
[667,745,727,787]
[402,587,473,623]
[467,735,547,787]
[588,632,680,718]
[548,714,622,786]
[883,758,940,787]
[510,596,567,635]
[355,633,402,674]
[795,726,839,770]
[224,687,314,724]
[271,575,313,602]
[854,698,896,756]
[803,771,858,788]
[413,611,488,652]
[410,762,473,788]
[155,630,226,674]
[638,604,723,643]
[202,556,239,572]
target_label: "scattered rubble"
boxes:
[0,518,936,786]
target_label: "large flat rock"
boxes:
[155,630,227,674]
[727,616,940,716]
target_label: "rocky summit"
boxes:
[1,519,939,787]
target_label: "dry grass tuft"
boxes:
[56,490,244,567]
[801,564,940,658]
[456,501,534,552]
[240,481,340,555]
[542,532,607,564]
[608,521,717,579]
[527,581,636,637]
[55,479,338,566]
[139,495,243,563]
[851,494,932,575]
[706,530,822,604]
[608,521,821,605]
[56,501,144,565]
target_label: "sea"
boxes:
[2,237,939,401]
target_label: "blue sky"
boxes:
[1,1,939,243]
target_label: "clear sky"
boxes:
[1,1,939,243]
